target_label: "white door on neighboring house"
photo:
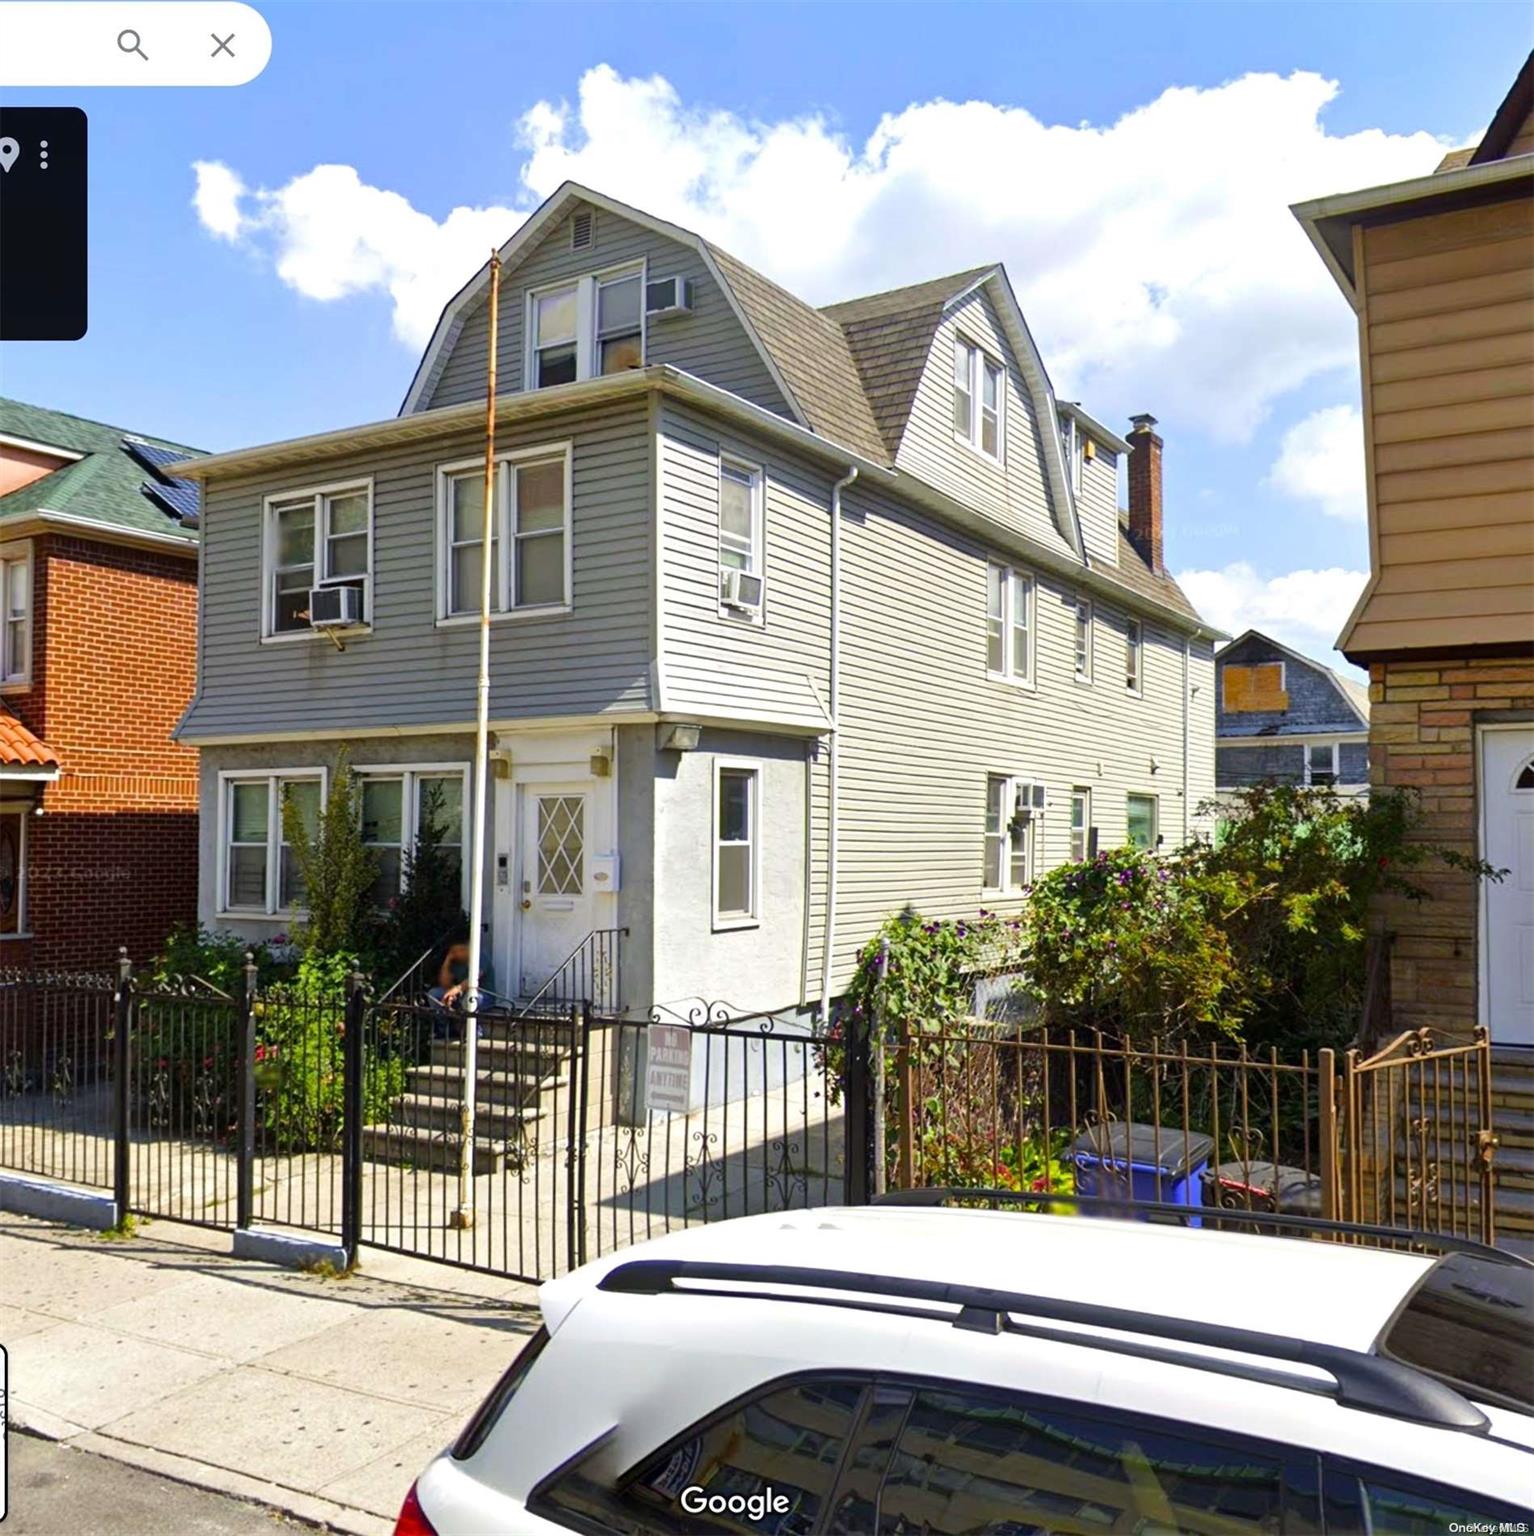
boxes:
[516,782,595,999]
[1481,725,1534,1048]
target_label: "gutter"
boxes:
[820,465,858,1025]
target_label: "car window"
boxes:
[874,1386,1320,1534]
[452,1324,549,1461]
[1326,1466,1531,1535]
[533,1375,868,1535]
[827,1384,913,1534]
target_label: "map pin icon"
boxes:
[0,139,20,174]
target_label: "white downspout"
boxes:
[1182,636,1192,841]
[820,466,859,1023]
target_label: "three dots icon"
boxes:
[0,138,50,173]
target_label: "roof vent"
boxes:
[570,209,594,251]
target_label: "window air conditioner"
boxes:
[720,568,764,612]
[646,277,693,318]
[1013,782,1047,824]
[308,585,364,629]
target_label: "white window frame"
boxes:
[1305,741,1341,786]
[260,479,374,642]
[0,804,31,937]
[216,768,328,919]
[1125,617,1143,695]
[953,334,1004,462]
[983,774,1037,894]
[1126,792,1159,854]
[523,260,646,392]
[717,455,766,621]
[1069,787,1092,864]
[435,443,574,624]
[1060,414,1084,494]
[712,757,761,930]
[985,563,1033,686]
[0,540,33,689]
[354,762,471,908]
[1073,597,1093,684]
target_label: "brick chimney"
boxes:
[1127,413,1163,572]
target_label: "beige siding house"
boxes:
[171,182,1219,1022]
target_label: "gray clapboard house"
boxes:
[1215,630,1370,796]
[170,182,1221,1021]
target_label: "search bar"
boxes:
[0,3,271,85]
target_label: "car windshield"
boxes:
[1379,1254,1533,1413]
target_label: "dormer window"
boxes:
[953,337,1003,460]
[527,266,645,390]
[1060,414,1084,493]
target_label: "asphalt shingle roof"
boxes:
[1114,516,1202,624]
[822,267,997,458]
[0,398,202,544]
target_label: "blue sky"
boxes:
[3,0,1528,666]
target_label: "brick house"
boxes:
[0,399,201,969]
[1215,630,1370,796]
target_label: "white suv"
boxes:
[396,1207,1533,1534]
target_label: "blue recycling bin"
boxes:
[1071,1123,1214,1226]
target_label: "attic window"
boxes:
[954,337,1003,461]
[570,210,594,251]
[1223,662,1288,714]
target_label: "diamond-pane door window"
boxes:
[537,796,585,895]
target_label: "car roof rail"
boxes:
[599,1258,1490,1434]
[874,1187,1528,1267]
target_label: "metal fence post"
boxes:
[340,972,366,1268]
[844,1006,873,1206]
[236,953,257,1231]
[1318,1047,1339,1226]
[113,947,132,1220]
[896,1008,916,1191]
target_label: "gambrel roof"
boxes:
[822,266,996,456]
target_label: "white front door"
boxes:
[1482,725,1534,1047]
[517,781,595,998]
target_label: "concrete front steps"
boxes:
[361,1015,576,1175]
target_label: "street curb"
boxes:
[232,1226,348,1272]
[0,1172,118,1230]
[11,1409,393,1536]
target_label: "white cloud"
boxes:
[1268,404,1367,520]
[193,64,1447,433]
[1176,560,1368,669]
[192,162,521,346]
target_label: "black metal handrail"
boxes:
[514,927,626,1018]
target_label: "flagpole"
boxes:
[452,249,500,1229]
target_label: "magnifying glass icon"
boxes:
[117,28,149,61]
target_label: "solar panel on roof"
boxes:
[139,478,200,525]
[121,437,193,477]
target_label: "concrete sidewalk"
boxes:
[1,1210,541,1534]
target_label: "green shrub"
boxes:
[146,923,290,996]
[281,748,378,961]
[372,781,466,989]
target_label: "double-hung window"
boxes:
[1307,742,1339,787]
[984,775,1035,892]
[1127,792,1159,852]
[953,337,1003,459]
[985,563,1032,682]
[1073,597,1093,682]
[528,266,645,390]
[717,458,764,611]
[0,543,31,685]
[358,766,467,908]
[1070,787,1091,863]
[437,447,571,620]
[713,760,760,927]
[263,482,372,636]
[222,771,324,914]
[1125,617,1143,693]
[1060,412,1084,493]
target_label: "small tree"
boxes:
[374,781,467,985]
[282,747,377,959]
